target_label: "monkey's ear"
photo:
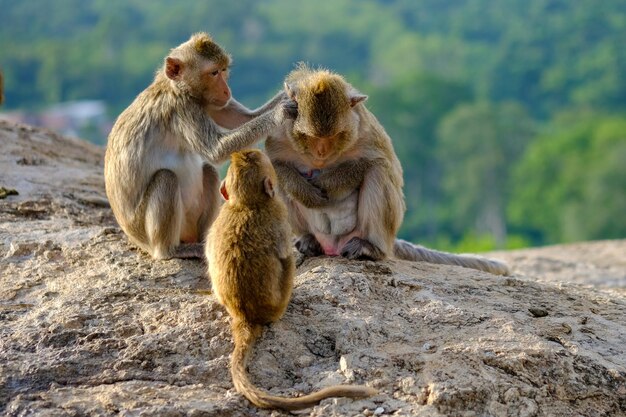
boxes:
[219,180,229,200]
[263,177,275,198]
[349,93,368,107]
[165,57,184,80]
[284,82,297,101]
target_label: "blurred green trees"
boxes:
[437,102,535,248]
[510,114,626,244]
[368,75,472,243]
[1,0,624,250]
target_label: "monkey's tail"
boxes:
[230,319,376,411]
[393,239,510,276]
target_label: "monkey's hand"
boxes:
[272,100,297,124]
[273,161,330,208]
[280,99,298,121]
[311,158,373,201]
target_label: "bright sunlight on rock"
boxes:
[1,120,625,416]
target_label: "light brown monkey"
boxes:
[104,33,291,260]
[265,64,509,275]
[206,149,376,410]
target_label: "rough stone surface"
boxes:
[1,120,625,416]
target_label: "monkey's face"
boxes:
[191,33,232,108]
[166,34,232,108]
[289,90,355,168]
[200,62,231,108]
[292,130,355,168]
[285,72,366,168]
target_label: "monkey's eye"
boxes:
[210,70,220,76]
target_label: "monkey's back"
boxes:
[207,203,291,325]
[105,78,209,236]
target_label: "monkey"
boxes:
[206,149,377,410]
[104,33,293,260]
[264,64,510,276]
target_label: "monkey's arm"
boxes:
[211,112,276,163]
[207,100,298,164]
[273,160,330,208]
[275,224,294,261]
[355,162,405,255]
[247,90,288,116]
[311,158,374,201]
[183,105,284,165]
[275,220,296,287]
[208,91,286,129]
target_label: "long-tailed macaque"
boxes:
[104,33,292,260]
[265,65,509,275]
[206,150,376,410]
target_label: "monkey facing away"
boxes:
[265,64,509,275]
[206,150,376,410]
[104,33,291,260]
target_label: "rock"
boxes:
[0,186,19,199]
[1,120,625,416]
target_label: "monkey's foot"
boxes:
[295,234,323,257]
[341,237,385,261]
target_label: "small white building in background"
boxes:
[0,100,112,145]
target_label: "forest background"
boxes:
[1,0,625,252]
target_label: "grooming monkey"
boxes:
[206,150,376,410]
[104,33,291,260]
[265,65,509,275]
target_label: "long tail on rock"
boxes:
[230,318,376,411]
[394,239,510,276]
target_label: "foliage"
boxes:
[437,102,535,247]
[1,0,625,249]
[510,114,626,244]
[368,74,472,242]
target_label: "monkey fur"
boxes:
[206,149,376,410]
[104,33,291,260]
[265,64,509,275]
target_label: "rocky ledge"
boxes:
[1,120,624,416]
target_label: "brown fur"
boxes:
[192,33,230,66]
[268,64,403,260]
[267,65,510,275]
[104,33,289,260]
[206,150,376,410]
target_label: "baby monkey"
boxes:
[206,149,376,410]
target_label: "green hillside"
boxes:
[1,0,625,250]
